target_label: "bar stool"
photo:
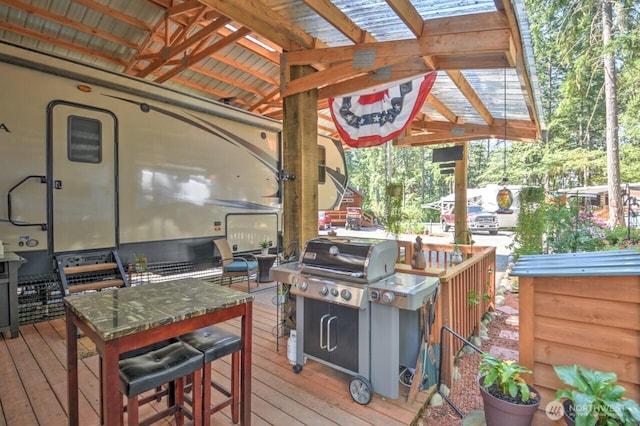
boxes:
[119,340,204,426]
[179,326,242,425]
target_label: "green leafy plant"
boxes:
[260,239,269,248]
[479,353,537,403]
[467,290,480,307]
[133,253,148,272]
[554,364,640,426]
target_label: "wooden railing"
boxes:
[396,242,496,388]
[325,210,375,227]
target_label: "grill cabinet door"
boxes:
[303,298,359,373]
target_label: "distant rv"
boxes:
[0,41,347,277]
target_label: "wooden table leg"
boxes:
[66,307,79,426]
[241,302,252,425]
[103,344,122,425]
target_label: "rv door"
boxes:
[50,103,117,253]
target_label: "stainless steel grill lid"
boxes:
[300,237,398,283]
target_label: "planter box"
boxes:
[511,250,640,425]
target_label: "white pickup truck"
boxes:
[440,205,500,235]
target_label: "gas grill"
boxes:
[272,237,439,404]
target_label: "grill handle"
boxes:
[303,265,364,278]
[327,316,338,352]
[320,314,330,349]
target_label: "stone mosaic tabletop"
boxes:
[64,278,253,340]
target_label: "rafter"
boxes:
[446,70,494,125]
[138,17,229,78]
[1,0,140,50]
[301,0,376,44]
[154,26,252,83]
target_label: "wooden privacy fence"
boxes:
[396,242,496,387]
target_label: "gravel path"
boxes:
[415,290,520,426]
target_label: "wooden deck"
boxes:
[0,286,429,425]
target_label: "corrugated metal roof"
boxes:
[510,250,640,277]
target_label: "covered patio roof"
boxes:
[0,0,544,146]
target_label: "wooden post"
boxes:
[453,142,469,244]
[282,65,318,248]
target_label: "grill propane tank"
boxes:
[287,330,297,365]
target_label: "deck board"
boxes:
[0,286,429,425]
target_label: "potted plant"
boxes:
[478,353,540,426]
[133,253,148,272]
[260,239,270,255]
[554,364,640,426]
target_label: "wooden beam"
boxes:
[73,0,154,32]
[0,20,128,66]
[446,70,494,125]
[1,0,140,50]
[426,94,459,124]
[385,0,425,36]
[154,27,251,83]
[282,65,319,250]
[317,58,430,99]
[284,30,512,66]
[454,143,469,243]
[137,17,228,78]
[301,0,376,43]
[199,0,324,51]
[282,54,415,98]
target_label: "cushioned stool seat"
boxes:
[179,326,242,425]
[119,340,204,426]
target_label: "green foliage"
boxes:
[512,187,546,257]
[554,364,640,426]
[479,353,535,403]
[260,239,269,248]
[385,182,403,235]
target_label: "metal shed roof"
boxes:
[511,250,640,277]
[0,0,544,146]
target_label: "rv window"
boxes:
[68,116,102,164]
[318,145,326,184]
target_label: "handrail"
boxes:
[7,175,47,230]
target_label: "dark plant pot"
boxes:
[562,399,575,426]
[479,377,540,426]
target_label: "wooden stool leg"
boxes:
[231,351,240,424]
[175,377,185,426]
[127,395,138,426]
[192,368,202,426]
[202,364,212,426]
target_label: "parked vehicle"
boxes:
[345,207,363,230]
[0,41,348,278]
[318,211,332,230]
[440,205,499,235]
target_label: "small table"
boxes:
[255,254,277,283]
[64,278,254,425]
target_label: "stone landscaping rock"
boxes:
[462,410,487,426]
[429,392,444,407]
[495,294,505,306]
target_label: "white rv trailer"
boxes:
[0,41,347,277]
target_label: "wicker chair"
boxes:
[213,238,258,292]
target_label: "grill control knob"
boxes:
[319,285,328,296]
[297,280,308,291]
[341,289,352,301]
[381,291,395,304]
[330,288,339,297]
[370,290,380,300]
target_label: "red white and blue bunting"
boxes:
[329,72,436,148]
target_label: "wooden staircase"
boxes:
[56,250,130,296]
